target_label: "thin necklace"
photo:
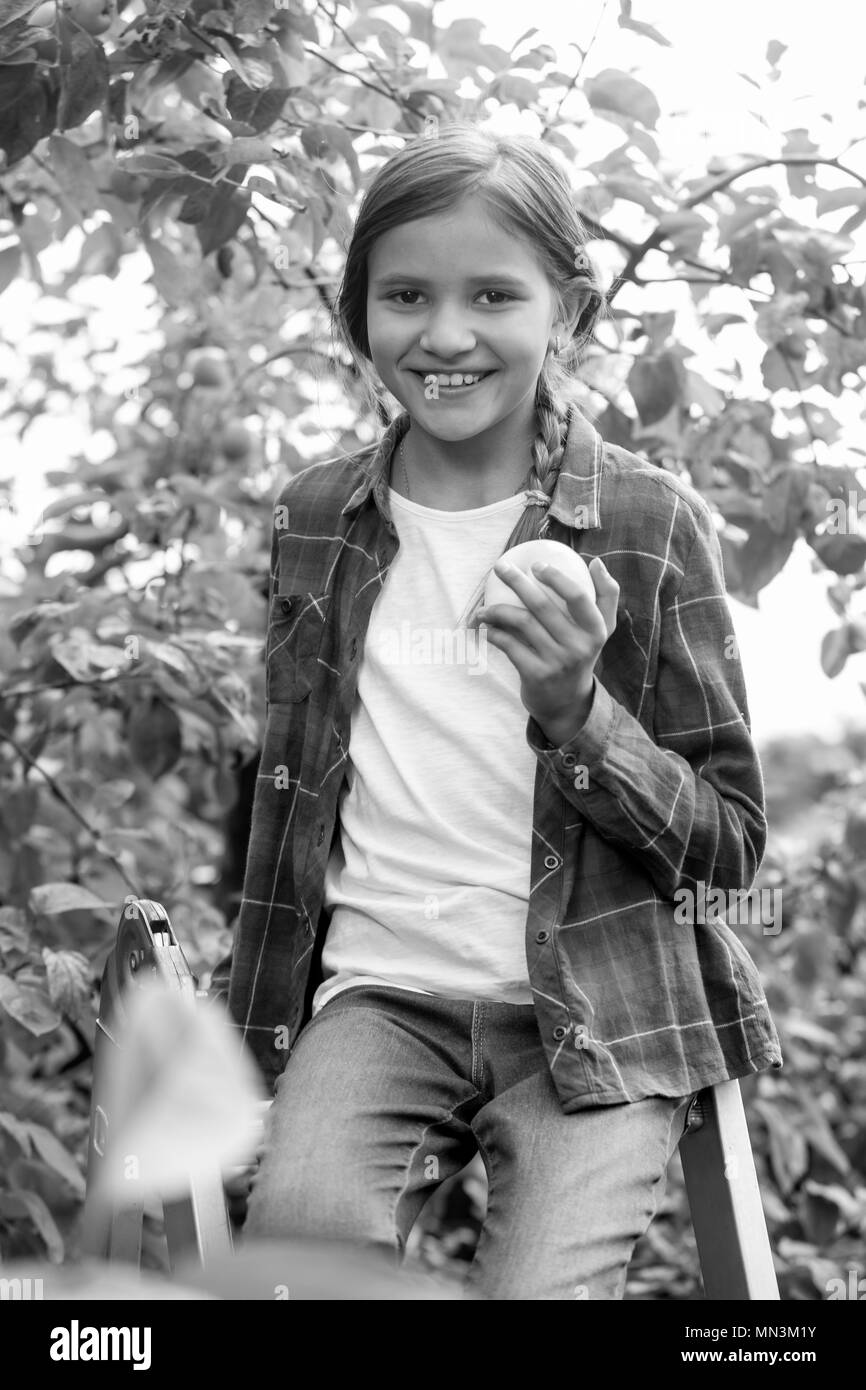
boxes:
[398,435,411,499]
[398,433,540,503]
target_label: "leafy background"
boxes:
[1,0,865,1298]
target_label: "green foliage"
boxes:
[0,0,865,1293]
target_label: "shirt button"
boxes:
[561,752,576,767]
[573,1027,589,1049]
[280,597,294,614]
[544,854,560,870]
[535,929,550,944]
[553,1025,568,1041]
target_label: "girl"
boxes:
[212,122,782,1300]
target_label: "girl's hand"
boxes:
[469,556,619,747]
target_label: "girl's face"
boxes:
[366,194,563,445]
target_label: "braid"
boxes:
[503,369,566,550]
[457,366,567,630]
[529,378,566,503]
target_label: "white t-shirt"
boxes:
[312,486,538,1014]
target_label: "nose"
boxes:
[418,303,476,358]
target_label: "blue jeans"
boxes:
[243,985,694,1300]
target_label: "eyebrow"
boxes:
[370,272,530,291]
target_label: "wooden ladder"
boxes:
[81,896,780,1300]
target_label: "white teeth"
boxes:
[436,373,482,386]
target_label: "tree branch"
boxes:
[0,730,141,895]
[682,154,866,210]
[609,153,866,302]
[303,43,415,113]
[538,0,611,140]
[315,0,407,108]
[0,671,146,700]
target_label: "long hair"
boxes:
[332,120,607,567]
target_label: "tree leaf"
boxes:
[121,153,188,176]
[0,974,61,1035]
[49,631,125,681]
[234,0,275,36]
[0,905,30,953]
[143,233,189,308]
[0,68,53,166]
[820,627,850,678]
[794,1092,853,1176]
[815,187,866,216]
[196,181,251,256]
[57,27,108,133]
[0,58,35,112]
[0,0,44,27]
[753,1101,810,1195]
[810,531,866,576]
[800,1188,839,1245]
[208,34,273,89]
[719,523,796,606]
[0,1188,64,1261]
[601,174,662,215]
[617,14,672,46]
[225,77,291,133]
[760,347,796,393]
[0,240,21,296]
[126,695,183,777]
[489,73,539,110]
[47,133,100,215]
[42,948,91,1021]
[29,882,111,914]
[25,1122,86,1197]
[0,1110,32,1152]
[585,68,660,129]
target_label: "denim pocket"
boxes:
[266,592,327,704]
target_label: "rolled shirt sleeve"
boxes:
[527,496,767,901]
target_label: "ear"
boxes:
[554,287,593,343]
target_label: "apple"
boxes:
[220,420,252,461]
[484,539,596,617]
[27,1,57,25]
[189,348,230,389]
[66,0,115,36]
[26,0,58,58]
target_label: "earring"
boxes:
[553,335,561,355]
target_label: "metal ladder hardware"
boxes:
[81,896,234,1267]
[82,898,780,1298]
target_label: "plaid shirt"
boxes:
[211,404,782,1111]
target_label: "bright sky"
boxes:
[1,0,865,744]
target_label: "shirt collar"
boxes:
[340,403,603,530]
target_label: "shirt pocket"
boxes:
[266,592,327,704]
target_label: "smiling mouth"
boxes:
[411,370,494,391]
